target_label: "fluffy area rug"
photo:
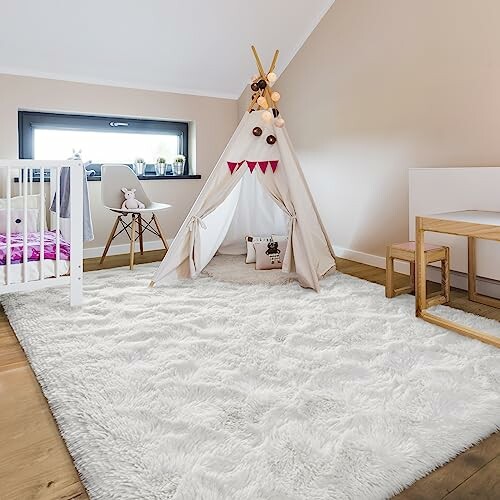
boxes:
[2,263,499,500]
[202,254,297,285]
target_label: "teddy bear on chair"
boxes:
[121,187,145,210]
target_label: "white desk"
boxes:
[415,210,500,348]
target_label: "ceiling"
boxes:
[0,0,334,99]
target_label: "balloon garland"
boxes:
[247,46,286,143]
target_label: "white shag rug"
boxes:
[203,254,297,285]
[2,263,499,500]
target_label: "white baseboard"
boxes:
[335,246,500,299]
[84,240,167,259]
[83,242,500,298]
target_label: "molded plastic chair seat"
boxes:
[108,201,171,214]
[101,164,171,213]
[100,164,171,269]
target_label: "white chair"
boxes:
[100,164,171,269]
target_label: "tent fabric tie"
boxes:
[188,216,207,231]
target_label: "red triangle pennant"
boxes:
[258,161,268,174]
[269,160,279,173]
[247,161,257,173]
[227,161,238,174]
[238,160,246,167]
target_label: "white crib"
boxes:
[0,160,83,306]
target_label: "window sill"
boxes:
[14,174,202,183]
[88,174,202,181]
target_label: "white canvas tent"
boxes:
[151,48,335,291]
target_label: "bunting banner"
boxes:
[227,161,238,174]
[227,160,279,174]
[247,161,257,173]
[258,161,268,173]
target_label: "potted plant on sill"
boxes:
[155,157,167,176]
[173,154,186,176]
[134,157,146,176]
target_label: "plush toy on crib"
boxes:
[121,188,145,210]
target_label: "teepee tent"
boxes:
[151,47,335,291]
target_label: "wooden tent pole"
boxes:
[269,50,279,74]
[247,92,259,112]
[251,45,266,77]
[249,46,280,110]
[264,87,275,110]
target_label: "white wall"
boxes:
[239,0,500,264]
[0,73,238,254]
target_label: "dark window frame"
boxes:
[18,111,197,180]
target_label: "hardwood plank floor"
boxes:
[0,253,497,499]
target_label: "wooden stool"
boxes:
[386,242,450,307]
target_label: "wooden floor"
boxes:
[0,253,498,499]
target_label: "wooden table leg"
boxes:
[468,236,477,300]
[442,246,450,303]
[385,247,394,298]
[467,236,500,308]
[130,214,136,270]
[415,216,427,316]
[138,215,144,255]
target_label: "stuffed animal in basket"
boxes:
[121,187,145,210]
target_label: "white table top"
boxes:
[427,210,500,226]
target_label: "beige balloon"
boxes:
[262,111,273,122]
[275,117,285,128]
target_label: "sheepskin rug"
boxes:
[2,263,499,500]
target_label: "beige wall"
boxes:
[0,74,237,253]
[239,0,500,260]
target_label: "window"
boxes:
[18,111,194,180]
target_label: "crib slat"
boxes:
[6,167,11,286]
[55,166,61,278]
[69,162,84,306]
[39,167,45,281]
[23,167,28,283]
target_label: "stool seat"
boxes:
[385,241,450,305]
[392,242,443,252]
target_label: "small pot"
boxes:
[134,162,146,176]
[173,162,184,176]
[155,163,167,176]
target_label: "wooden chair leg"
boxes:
[442,247,450,303]
[100,216,121,264]
[410,262,416,294]
[130,214,136,270]
[152,213,169,251]
[385,248,394,298]
[138,215,144,255]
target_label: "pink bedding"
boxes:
[0,231,70,265]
